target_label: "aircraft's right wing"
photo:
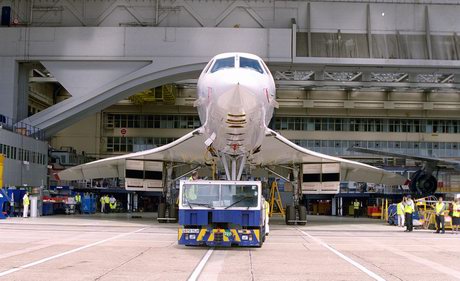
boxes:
[58,128,208,181]
[348,146,460,169]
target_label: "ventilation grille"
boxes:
[226,113,246,128]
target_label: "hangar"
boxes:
[1,0,460,280]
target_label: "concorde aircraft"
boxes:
[59,53,406,187]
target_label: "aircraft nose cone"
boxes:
[216,83,258,115]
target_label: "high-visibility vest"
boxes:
[110,202,116,209]
[353,201,360,209]
[452,202,459,218]
[75,194,81,203]
[100,197,105,204]
[397,202,404,215]
[404,202,414,214]
[435,202,445,215]
[104,196,110,204]
[264,200,270,218]
[186,179,197,200]
[23,194,30,206]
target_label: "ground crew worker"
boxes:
[104,195,110,213]
[109,195,117,212]
[353,199,361,218]
[186,171,199,200]
[397,197,406,227]
[100,195,106,213]
[189,171,199,181]
[404,195,415,232]
[435,196,446,234]
[264,199,270,235]
[452,198,460,235]
[75,193,81,214]
[22,192,30,218]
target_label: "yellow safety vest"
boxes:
[435,202,445,215]
[104,196,110,204]
[75,194,81,203]
[353,201,360,209]
[452,203,459,218]
[186,178,197,200]
[397,203,404,215]
[264,200,270,218]
[23,195,30,206]
[404,203,414,214]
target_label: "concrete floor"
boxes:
[0,214,459,281]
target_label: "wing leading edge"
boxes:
[59,127,406,185]
[252,129,407,186]
[348,146,460,168]
[58,128,207,181]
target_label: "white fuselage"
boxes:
[195,53,276,156]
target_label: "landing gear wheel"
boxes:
[286,205,296,225]
[158,203,166,223]
[169,204,177,223]
[297,206,307,225]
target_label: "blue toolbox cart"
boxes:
[81,194,97,214]
[0,189,11,219]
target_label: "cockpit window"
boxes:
[210,57,235,73]
[239,57,264,74]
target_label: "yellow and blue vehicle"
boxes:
[178,180,267,247]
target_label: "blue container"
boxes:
[42,202,54,216]
[81,194,96,214]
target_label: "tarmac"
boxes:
[0,213,459,281]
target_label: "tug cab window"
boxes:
[210,57,235,73]
[239,57,264,74]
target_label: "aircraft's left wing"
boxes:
[348,146,460,169]
[251,129,407,185]
[58,128,207,181]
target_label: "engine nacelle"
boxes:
[409,170,437,195]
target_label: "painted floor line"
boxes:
[187,248,214,281]
[0,227,148,277]
[0,233,91,260]
[375,242,460,280]
[297,228,386,281]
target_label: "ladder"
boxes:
[269,180,285,217]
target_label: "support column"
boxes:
[16,63,32,121]
[332,197,337,216]
[339,197,343,216]
[291,19,297,61]
[366,4,373,58]
[425,6,432,60]
[307,2,311,57]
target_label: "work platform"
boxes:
[1,214,459,280]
